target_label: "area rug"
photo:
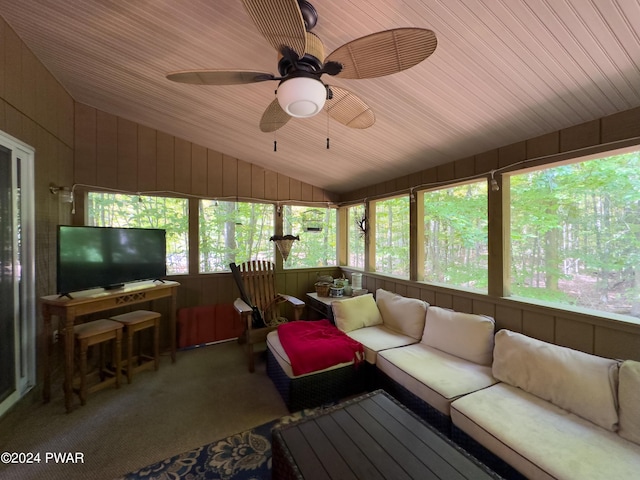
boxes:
[117,407,324,480]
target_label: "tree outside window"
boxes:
[282,206,337,268]
[423,181,488,291]
[347,204,365,269]
[509,149,640,316]
[199,200,274,272]
[375,196,410,278]
[87,193,188,275]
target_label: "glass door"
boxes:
[0,132,35,418]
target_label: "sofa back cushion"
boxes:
[332,293,383,333]
[421,306,495,366]
[618,360,640,445]
[375,288,428,340]
[493,329,620,431]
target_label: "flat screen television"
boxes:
[56,225,167,296]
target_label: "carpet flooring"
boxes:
[117,407,323,480]
[0,341,289,480]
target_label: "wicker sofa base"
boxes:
[451,425,526,480]
[266,347,369,412]
[376,368,452,436]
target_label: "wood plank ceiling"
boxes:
[1,0,639,194]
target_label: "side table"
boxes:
[305,292,335,323]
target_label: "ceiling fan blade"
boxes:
[325,86,375,129]
[325,28,437,79]
[260,99,292,132]
[241,0,307,57]
[166,70,276,85]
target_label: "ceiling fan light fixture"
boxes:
[277,77,326,118]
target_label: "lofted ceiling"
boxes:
[1,0,639,194]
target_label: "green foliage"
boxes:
[283,206,337,268]
[510,150,640,314]
[375,196,410,277]
[199,200,274,272]
[423,182,488,290]
[347,204,365,268]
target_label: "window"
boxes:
[282,206,337,268]
[199,200,274,272]
[509,149,640,316]
[347,204,365,268]
[374,196,410,278]
[87,193,189,275]
[422,181,488,290]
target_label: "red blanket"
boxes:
[277,320,364,376]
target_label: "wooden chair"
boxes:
[72,319,123,406]
[109,310,161,384]
[233,260,305,372]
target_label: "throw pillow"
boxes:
[332,294,382,333]
[375,288,428,340]
[421,306,495,365]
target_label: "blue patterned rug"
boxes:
[117,409,319,480]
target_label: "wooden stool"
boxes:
[110,310,161,383]
[73,319,123,406]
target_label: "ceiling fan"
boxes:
[166,0,437,133]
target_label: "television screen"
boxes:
[56,225,167,295]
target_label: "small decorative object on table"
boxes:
[330,277,346,297]
[314,273,333,297]
[329,286,344,297]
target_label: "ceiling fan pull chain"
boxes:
[326,110,330,149]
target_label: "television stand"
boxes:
[41,280,180,412]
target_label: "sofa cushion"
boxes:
[375,288,428,340]
[377,343,497,415]
[346,325,416,364]
[332,293,382,333]
[451,382,640,480]
[492,329,620,431]
[619,360,640,445]
[421,307,495,366]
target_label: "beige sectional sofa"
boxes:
[450,330,640,480]
[332,289,498,432]
[267,287,640,479]
[332,289,640,479]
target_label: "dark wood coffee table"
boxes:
[272,390,502,480]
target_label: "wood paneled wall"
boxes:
[73,102,339,204]
[0,18,75,383]
[339,108,640,362]
[172,267,342,316]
